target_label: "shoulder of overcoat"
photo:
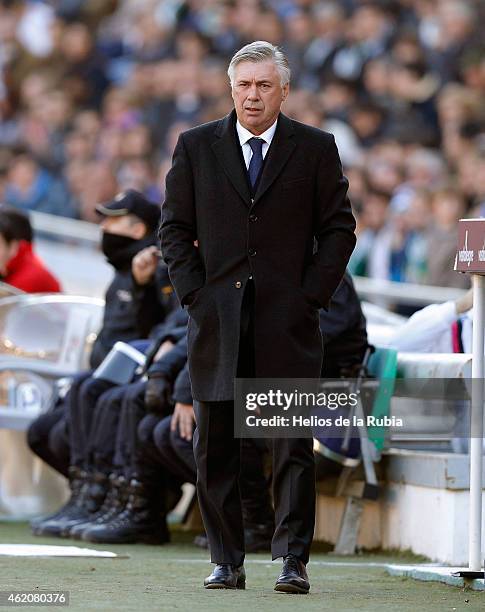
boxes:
[179,109,337,160]
[286,116,336,155]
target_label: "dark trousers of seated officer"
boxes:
[26,371,93,477]
[193,279,316,567]
[27,403,70,477]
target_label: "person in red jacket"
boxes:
[0,206,62,293]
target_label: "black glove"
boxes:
[144,374,172,415]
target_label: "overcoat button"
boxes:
[249,248,256,257]
[249,214,258,222]
[235,281,242,289]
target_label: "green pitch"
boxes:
[0,522,482,611]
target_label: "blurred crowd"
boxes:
[0,0,484,288]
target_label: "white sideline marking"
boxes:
[0,546,440,571]
[0,544,127,558]
[161,557,440,569]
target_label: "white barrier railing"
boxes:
[354,276,466,306]
[31,213,467,306]
[31,211,100,245]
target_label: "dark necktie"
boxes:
[248,137,264,189]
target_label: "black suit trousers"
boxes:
[193,280,316,566]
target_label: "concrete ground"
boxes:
[0,522,482,611]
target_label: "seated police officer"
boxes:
[28,190,172,534]
[69,333,189,544]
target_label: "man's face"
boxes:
[231,60,289,135]
[100,214,146,239]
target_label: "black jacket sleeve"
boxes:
[142,308,188,372]
[320,271,369,375]
[132,263,179,338]
[148,307,188,343]
[147,335,188,382]
[319,272,362,343]
[172,363,193,405]
[160,133,206,306]
[302,136,357,310]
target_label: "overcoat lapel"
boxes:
[211,111,251,206]
[211,110,297,208]
[252,113,296,206]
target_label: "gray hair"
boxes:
[227,41,291,87]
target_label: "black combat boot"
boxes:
[82,478,170,544]
[59,471,110,537]
[69,474,129,539]
[35,470,107,537]
[32,466,87,536]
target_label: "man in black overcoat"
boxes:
[160,40,356,593]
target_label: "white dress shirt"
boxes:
[236,118,278,169]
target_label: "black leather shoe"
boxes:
[274,555,310,594]
[204,564,245,589]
